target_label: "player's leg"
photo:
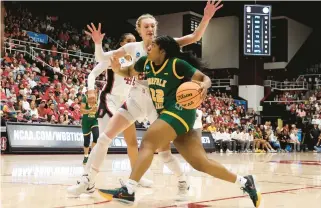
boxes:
[98,118,177,201]
[91,125,99,149]
[68,111,134,196]
[148,103,188,191]
[173,130,261,208]
[81,119,92,165]
[122,123,138,169]
[83,133,91,165]
[89,111,133,177]
[122,122,153,188]
[97,108,193,200]
[157,143,189,194]
[83,114,112,174]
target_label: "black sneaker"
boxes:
[83,157,88,165]
[241,175,261,208]
[98,180,135,202]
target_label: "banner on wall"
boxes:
[234,99,247,110]
[26,31,48,44]
[6,122,215,153]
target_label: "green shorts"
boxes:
[82,118,98,136]
[159,104,196,136]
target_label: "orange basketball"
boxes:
[176,81,202,109]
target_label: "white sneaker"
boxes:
[67,174,95,196]
[220,149,223,153]
[138,177,154,188]
[226,149,232,153]
[177,180,190,195]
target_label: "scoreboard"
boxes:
[183,14,202,58]
[244,5,271,56]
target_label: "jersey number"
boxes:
[124,77,135,85]
[150,89,164,103]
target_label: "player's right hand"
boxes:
[110,55,121,73]
[87,90,97,106]
[85,23,105,44]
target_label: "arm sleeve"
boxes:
[88,62,109,91]
[122,42,136,55]
[134,56,148,73]
[175,59,197,79]
[95,42,135,62]
[94,44,114,63]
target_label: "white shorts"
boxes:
[97,94,127,133]
[118,84,158,124]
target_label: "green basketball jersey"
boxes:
[134,56,197,113]
[81,94,97,119]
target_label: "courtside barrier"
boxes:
[5,122,215,153]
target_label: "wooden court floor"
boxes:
[1,152,321,208]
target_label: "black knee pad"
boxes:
[84,134,91,147]
[92,126,99,143]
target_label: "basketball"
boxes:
[176,81,202,109]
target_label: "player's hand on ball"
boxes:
[193,80,208,100]
[203,0,223,21]
[87,90,97,106]
[85,23,105,44]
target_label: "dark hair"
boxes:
[154,35,205,70]
[116,33,134,49]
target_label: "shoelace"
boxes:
[178,181,187,190]
[240,186,256,198]
[119,179,125,187]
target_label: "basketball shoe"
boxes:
[241,175,261,208]
[67,174,95,196]
[83,157,88,165]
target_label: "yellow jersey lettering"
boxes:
[150,88,165,109]
[147,78,167,88]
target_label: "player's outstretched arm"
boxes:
[87,62,109,91]
[85,23,127,62]
[109,56,139,78]
[175,0,223,47]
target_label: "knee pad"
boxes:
[158,150,173,163]
[97,133,112,147]
[83,135,91,147]
[92,127,99,143]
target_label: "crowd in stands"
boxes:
[204,121,304,153]
[4,4,118,55]
[1,3,321,153]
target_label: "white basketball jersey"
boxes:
[123,42,148,87]
[102,56,134,98]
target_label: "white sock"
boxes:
[84,133,112,181]
[158,150,185,181]
[236,175,247,187]
[126,179,138,194]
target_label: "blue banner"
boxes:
[234,99,247,110]
[26,31,48,44]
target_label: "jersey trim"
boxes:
[151,59,169,75]
[172,58,184,80]
[143,58,149,69]
[161,110,189,132]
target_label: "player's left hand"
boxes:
[193,80,208,100]
[203,0,223,21]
